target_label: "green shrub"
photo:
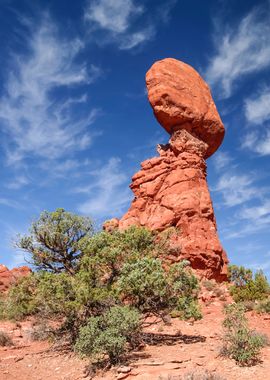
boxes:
[229,265,270,302]
[2,271,77,321]
[221,303,267,366]
[116,257,168,311]
[34,272,77,318]
[228,265,253,286]
[255,298,270,313]
[168,261,201,320]
[4,218,202,362]
[117,258,201,319]
[0,298,5,320]
[75,306,141,364]
[3,274,39,320]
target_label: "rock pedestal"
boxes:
[119,129,228,281]
[118,58,228,281]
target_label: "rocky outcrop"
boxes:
[119,58,228,281]
[0,265,31,293]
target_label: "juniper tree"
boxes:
[16,208,93,275]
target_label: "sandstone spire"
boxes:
[118,58,228,281]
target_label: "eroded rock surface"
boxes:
[119,130,228,281]
[119,58,228,281]
[0,264,31,292]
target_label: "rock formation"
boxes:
[119,58,228,281]
[0,264,31,293]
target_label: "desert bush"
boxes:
[3,274,39,320]
[255,298,270,313]
[75,306,141,364]
[1,271,78,323]
[28,322,53,341]
[202,279,216,291]
[6,225,201,324]
[117,258,201,320]
[0,331,13,346]
[5,215,202,364]
[34,272,77,318]
[228,265,270,302]
[0,298,5,320]
[15,208,93,274]
[221,303,267,366]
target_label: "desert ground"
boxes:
[1,299,270,380]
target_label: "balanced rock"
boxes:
[146,58,225,158]
[119,58,228,281]
[0,264,31,292]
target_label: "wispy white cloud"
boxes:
[119,27,154,50]
[222,198,270,239]
[205,5,270,98]
[84,0,175,50]
[242,130,270,156]
[6,175,29,190]
[213,173,261,207]
[76,157,131,218]
[0,197,22,209]
[212,151,233,171]
[85,0,143,34]
[0,14,101,165]
[245,87,270,124]
[238,199,270,222]
[249,259,270,273]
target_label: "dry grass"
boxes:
[0,331,13,346]
[158,370,226,380]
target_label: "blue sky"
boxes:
[0,0,270,279]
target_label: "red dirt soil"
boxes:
[1,300,270,380]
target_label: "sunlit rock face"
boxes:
[146,58,225,158]
[119,58,228,282]
[0,264,31,293]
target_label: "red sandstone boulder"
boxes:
[146,58,225,158]
[0,264,31,293]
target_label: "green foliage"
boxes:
[5,216,202,364]
[2,272,77,321]
[6,225,201,324]
[34,272,77,318]
[222,303,267,366]
[228,265,270,302]
[16,208,93,274]
[117,258,201,319]
[255,298,270,314]
[3,274,39,320]
[75,306,141,364]
[228,265,253,287]
[116,257,168,311]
